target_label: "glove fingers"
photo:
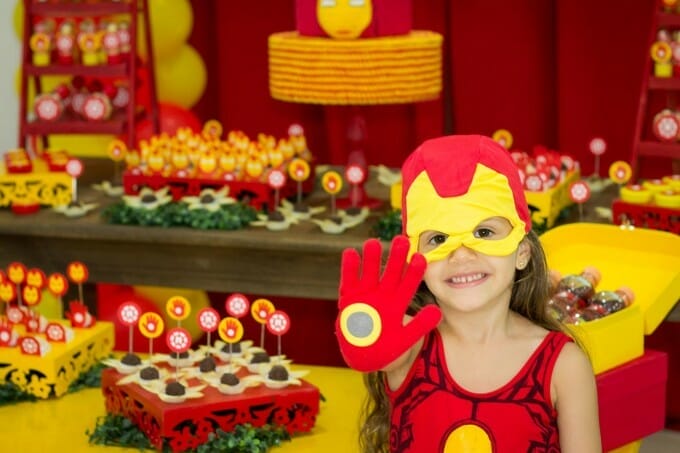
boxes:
[400,305,442,346]
[339,247,361,296]
[381,235,410,288]
[399,252,427,300]
[360,239,382,289]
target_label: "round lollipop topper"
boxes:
[26,268,46,289]
[197,307,220,333]
[7,262,27,285]
[0,282,16,303]
[65,158,84,178]
[345,164,366,185]
[288,158,310,182]
[117,302,142,326]
[651,41,672,63]
[22,285,41,306]
[608,161,633,185]
[322,170,343,195]
[267,169,287,189]
[491,129,514,149]
[47,273,69,297]
[203,119,223,139]
[139,312,165,339]
[218,317,244,344]
[266,310,290,336]
[569,180,592,203]
[588,137,607,156]
[166,327,192,353]
[288,123,304,136]
[107,139,127,162]
[66,261,88,284]
[652,110,679,142]
[225,293,250,318]
[166,296,191,321]
[251,298,275,324]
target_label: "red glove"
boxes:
[335,235,442,372]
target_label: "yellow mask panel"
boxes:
[406,163,526,261]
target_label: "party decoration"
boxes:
[155,44,206,109]
[345,164,366,208]
[135,102,202,142]
[166,296,191,323]
[321,170,343,216]
[118,301,142,358]
[266,309,291,360]
[569,180,592,221]
[492,129,514,150]
[197,307,219,350]
[251,298,275,348]
[225,293,250,318]
[7,262,27,306]
[137,0,194,60]
[139,311,164,356]
[608,161,633,186]
[267,169,287,209]
[66,261,88,304]
[588,137,606,177]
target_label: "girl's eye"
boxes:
[428,234,447,245]
[473,227,494,239]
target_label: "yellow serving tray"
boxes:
[540,223,680,374]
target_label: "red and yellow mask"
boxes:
[401,135,531,261]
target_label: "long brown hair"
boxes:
[358,231,572,453]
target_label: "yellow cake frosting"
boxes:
[268,30,443,105]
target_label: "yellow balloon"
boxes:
[49,134,116,158]
[13,0,23,40]
[134,285,210,342]
[155,44,206,108]
[138,0,194,61]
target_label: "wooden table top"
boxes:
[0,159,615,300]
[0,160,390,300]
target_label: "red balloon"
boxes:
[135,103,202,144]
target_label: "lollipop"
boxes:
[251,298,275,349]
[267,169,287,211]
[139,311,165,357]
[569,180,592,221]
[321,170,343,217]
[7,262,27,307]
[288,158,311,205]
[218,316,244,370]
[66,261,88,305]
[197,307,220,351]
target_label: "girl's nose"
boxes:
[447,244,476,262]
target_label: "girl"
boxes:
[336,135,601,452]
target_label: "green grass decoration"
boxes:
[68,360,108,393]
[103,202,258,230]
[0,381,38,406]
[87,415,291,453]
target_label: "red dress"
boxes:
[386,329,571,452]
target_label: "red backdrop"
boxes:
[188,0,669,177]
[181,1,674,369]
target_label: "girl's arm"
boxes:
[553,342,602,453]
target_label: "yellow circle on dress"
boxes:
[443,424,493,453]
[339,302,381,347]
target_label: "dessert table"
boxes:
[0,364,364,452]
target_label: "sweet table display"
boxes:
[0,260,114,400]
[101,294,319,452]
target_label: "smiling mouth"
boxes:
[448,273,485,284]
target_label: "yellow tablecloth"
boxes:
[0,365,364,453]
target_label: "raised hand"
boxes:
[335,235,442,372]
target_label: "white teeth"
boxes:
[449,273,484,284]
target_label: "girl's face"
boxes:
[419,217,528,313]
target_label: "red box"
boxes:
[102,367,320,452]
[295,0,411,37]
[597,350,668,451]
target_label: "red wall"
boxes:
[189,0,669,177]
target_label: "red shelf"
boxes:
[24,62,129,78]
[656,11,680,27]
[18,0,159,151]
[29,0,132,17]
[637,141,680,159]
[647,76,680,90]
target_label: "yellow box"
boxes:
[540,223,680,374]
[390,170,580,228]
[0,320,114,398]
[524,170,580,228]
[0,160,72,207]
